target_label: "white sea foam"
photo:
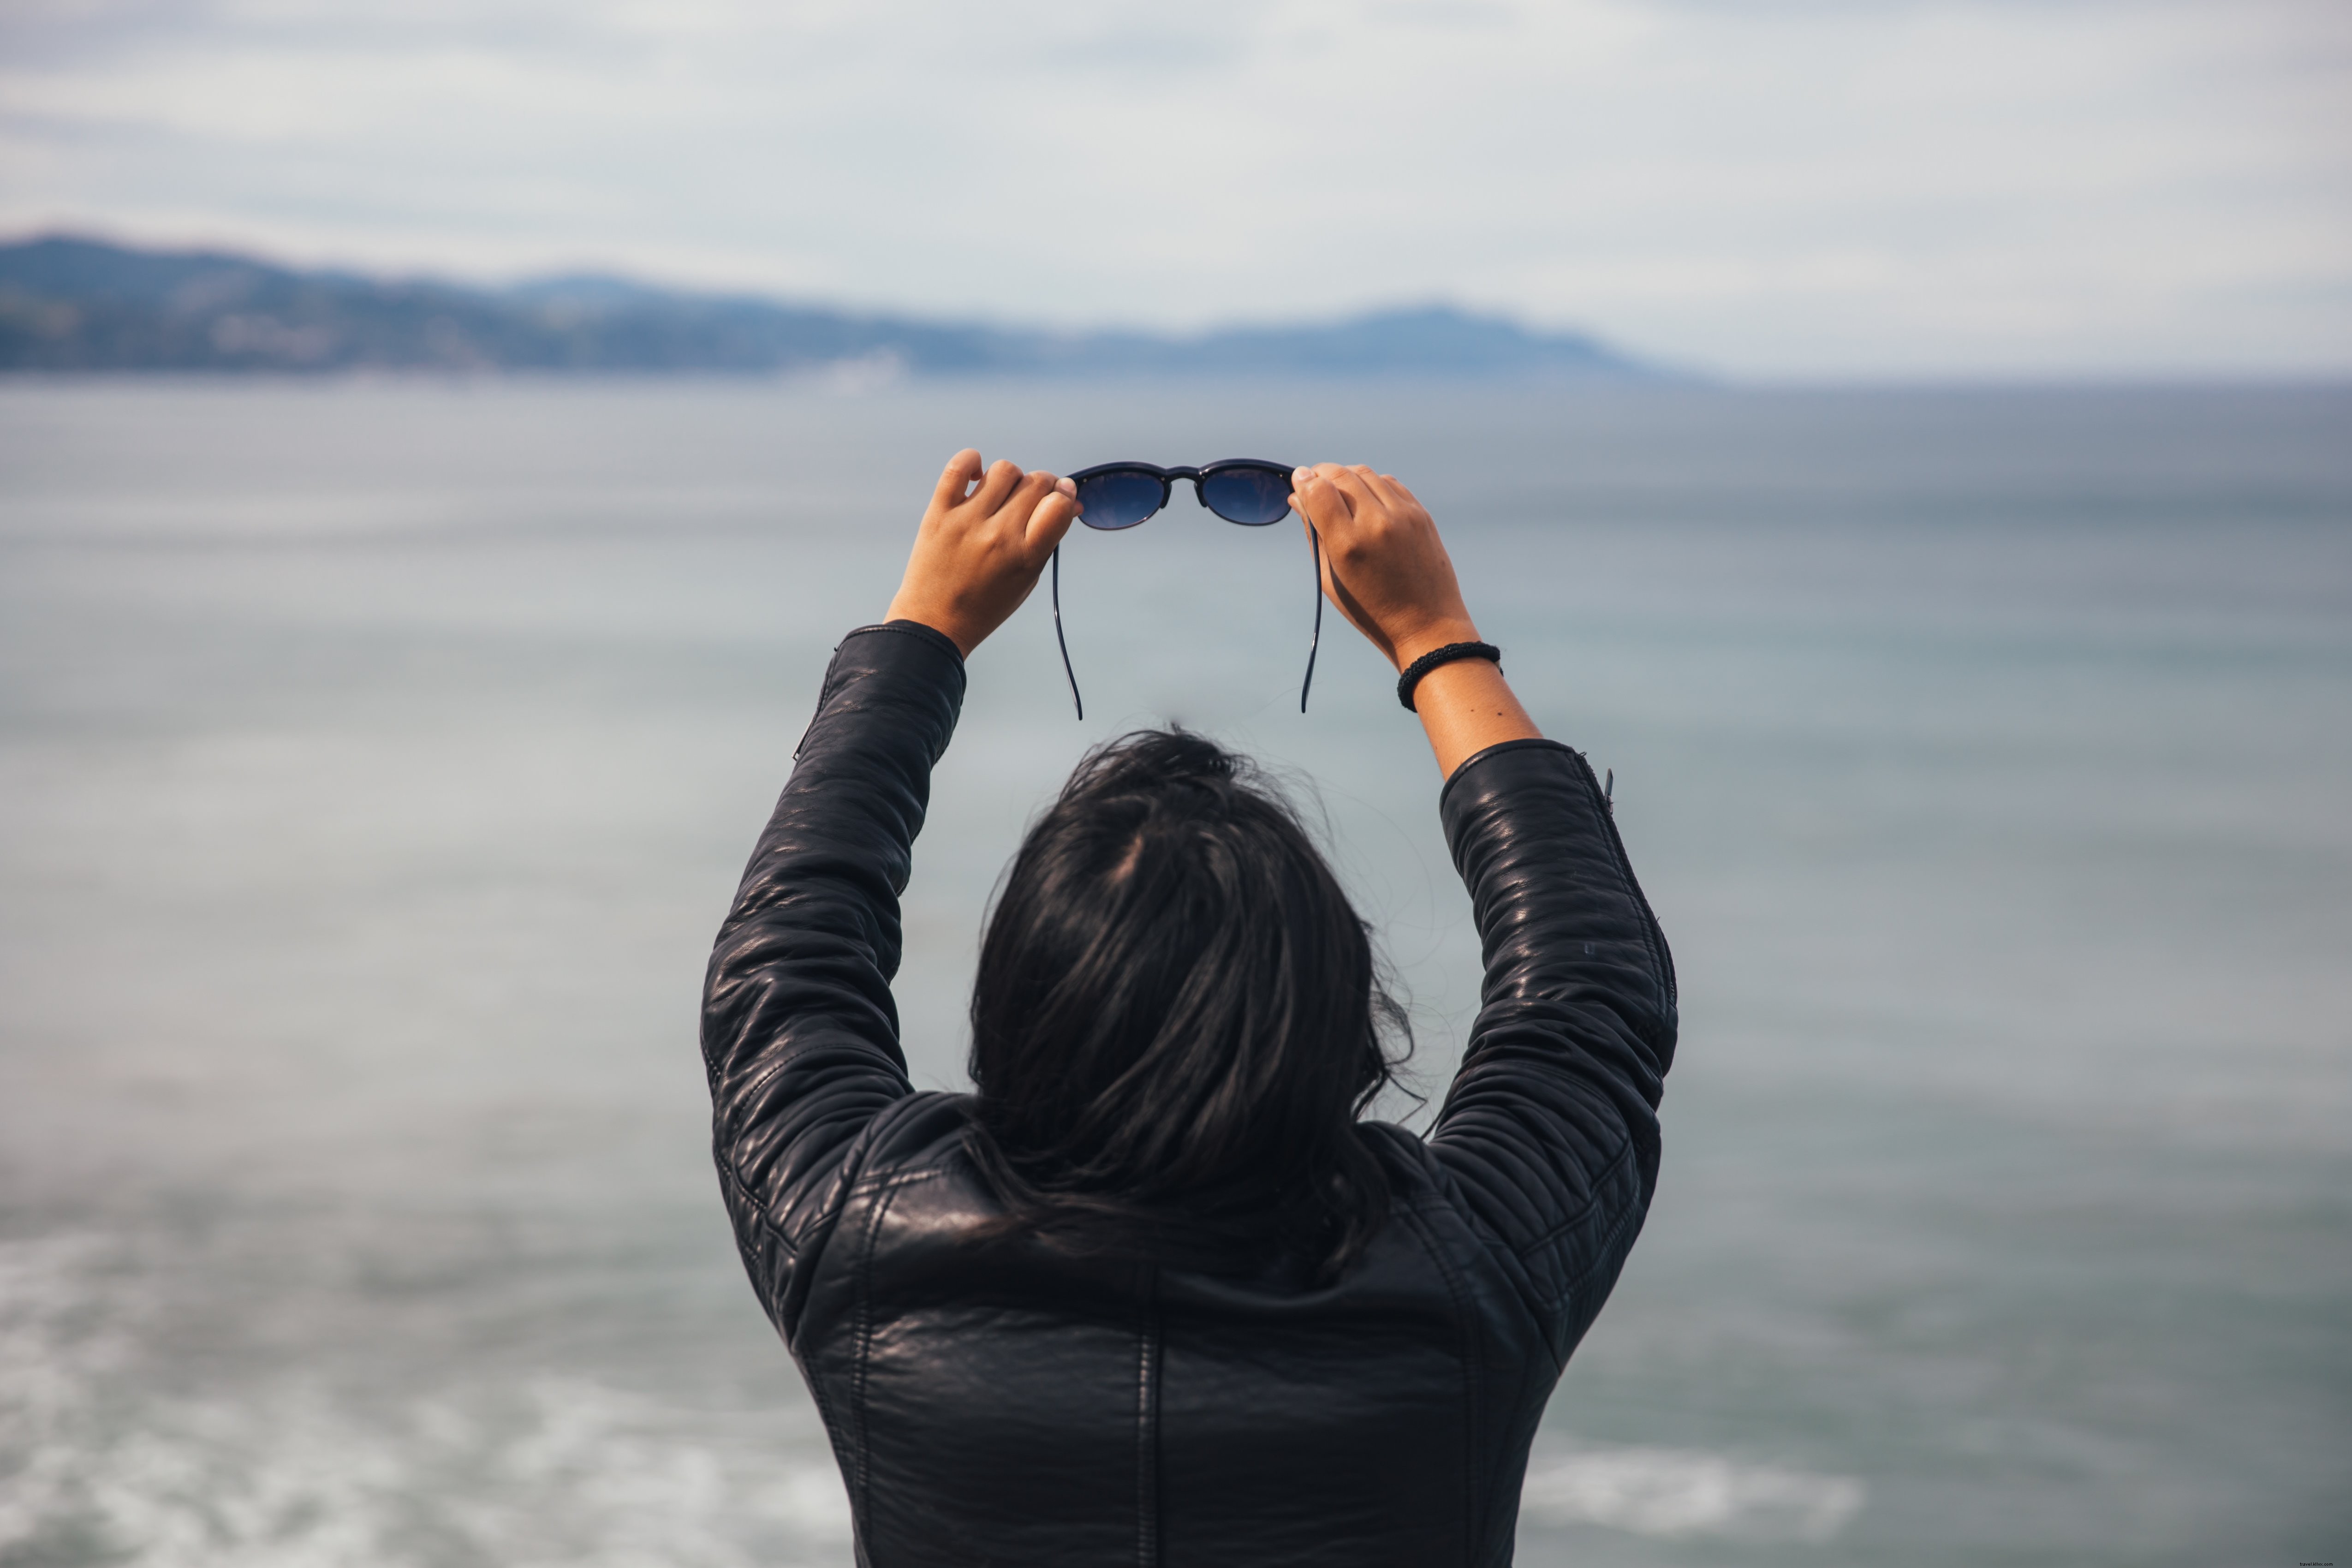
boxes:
[1519,1442,1865,1543]
[0,1235,854,1568]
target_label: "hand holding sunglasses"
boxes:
[885,450,1081,658]
[1286,462,1539,774]
[1052,459,1322,719]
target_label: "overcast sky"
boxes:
[3,0,2347,376]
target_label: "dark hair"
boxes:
[965,730,1410,1279]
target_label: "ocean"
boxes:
[0,378,2346,1565]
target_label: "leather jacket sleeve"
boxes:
[701,621,964,1332]
[1428,738,1678,1359]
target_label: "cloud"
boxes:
[0,0,2346,374]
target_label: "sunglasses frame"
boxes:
[1067,459,1300,530]
[1050,459,1322,720]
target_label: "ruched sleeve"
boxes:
[1427,738,1678,1360]
[701,620,964,1337]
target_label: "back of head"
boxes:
[967,730,1406,1277]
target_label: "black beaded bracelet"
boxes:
[1397,640,1502,711]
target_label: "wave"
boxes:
[1519,1441,1865,1543]
[0,1234,853,1568]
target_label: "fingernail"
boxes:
[1055,477,1076,498]
[1292,467,1312,483]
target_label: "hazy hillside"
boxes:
[0,236,1663,379]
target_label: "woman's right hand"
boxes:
[1288,464,1481,672]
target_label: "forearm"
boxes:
[1393,624,1543,778]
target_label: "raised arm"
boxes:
[1291,464,1678,1356]
[702,451,1076,1333]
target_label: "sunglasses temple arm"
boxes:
[1052,545,1084,721]
[1300,522,1323,714]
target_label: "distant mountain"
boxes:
[0,235,1668,380]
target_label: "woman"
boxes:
[702,451,1677,1567]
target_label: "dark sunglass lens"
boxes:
[1074,470,1165,530]
[1198,466,1294,526]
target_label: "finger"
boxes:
[1287,464,1322,519]
[1364,470,1414,511]
[992,470,1058,531]
[933,449,984,512]
[1379,472,1429,512]
[968,458,1025,514]
[1323,465,1388,518]
[1291,468,1356,531]
[1294,464,1355,507]
[1024,483,1078,556]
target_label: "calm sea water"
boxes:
[0,379,2346,1566]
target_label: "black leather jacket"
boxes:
[703,622,1677,1568]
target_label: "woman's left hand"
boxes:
[885,449,1079,657]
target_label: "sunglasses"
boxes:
[1052,460,1322,719]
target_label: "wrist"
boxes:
[1387,617,1483,672]
[883,593,980,658]
[1408,656,1540,776]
